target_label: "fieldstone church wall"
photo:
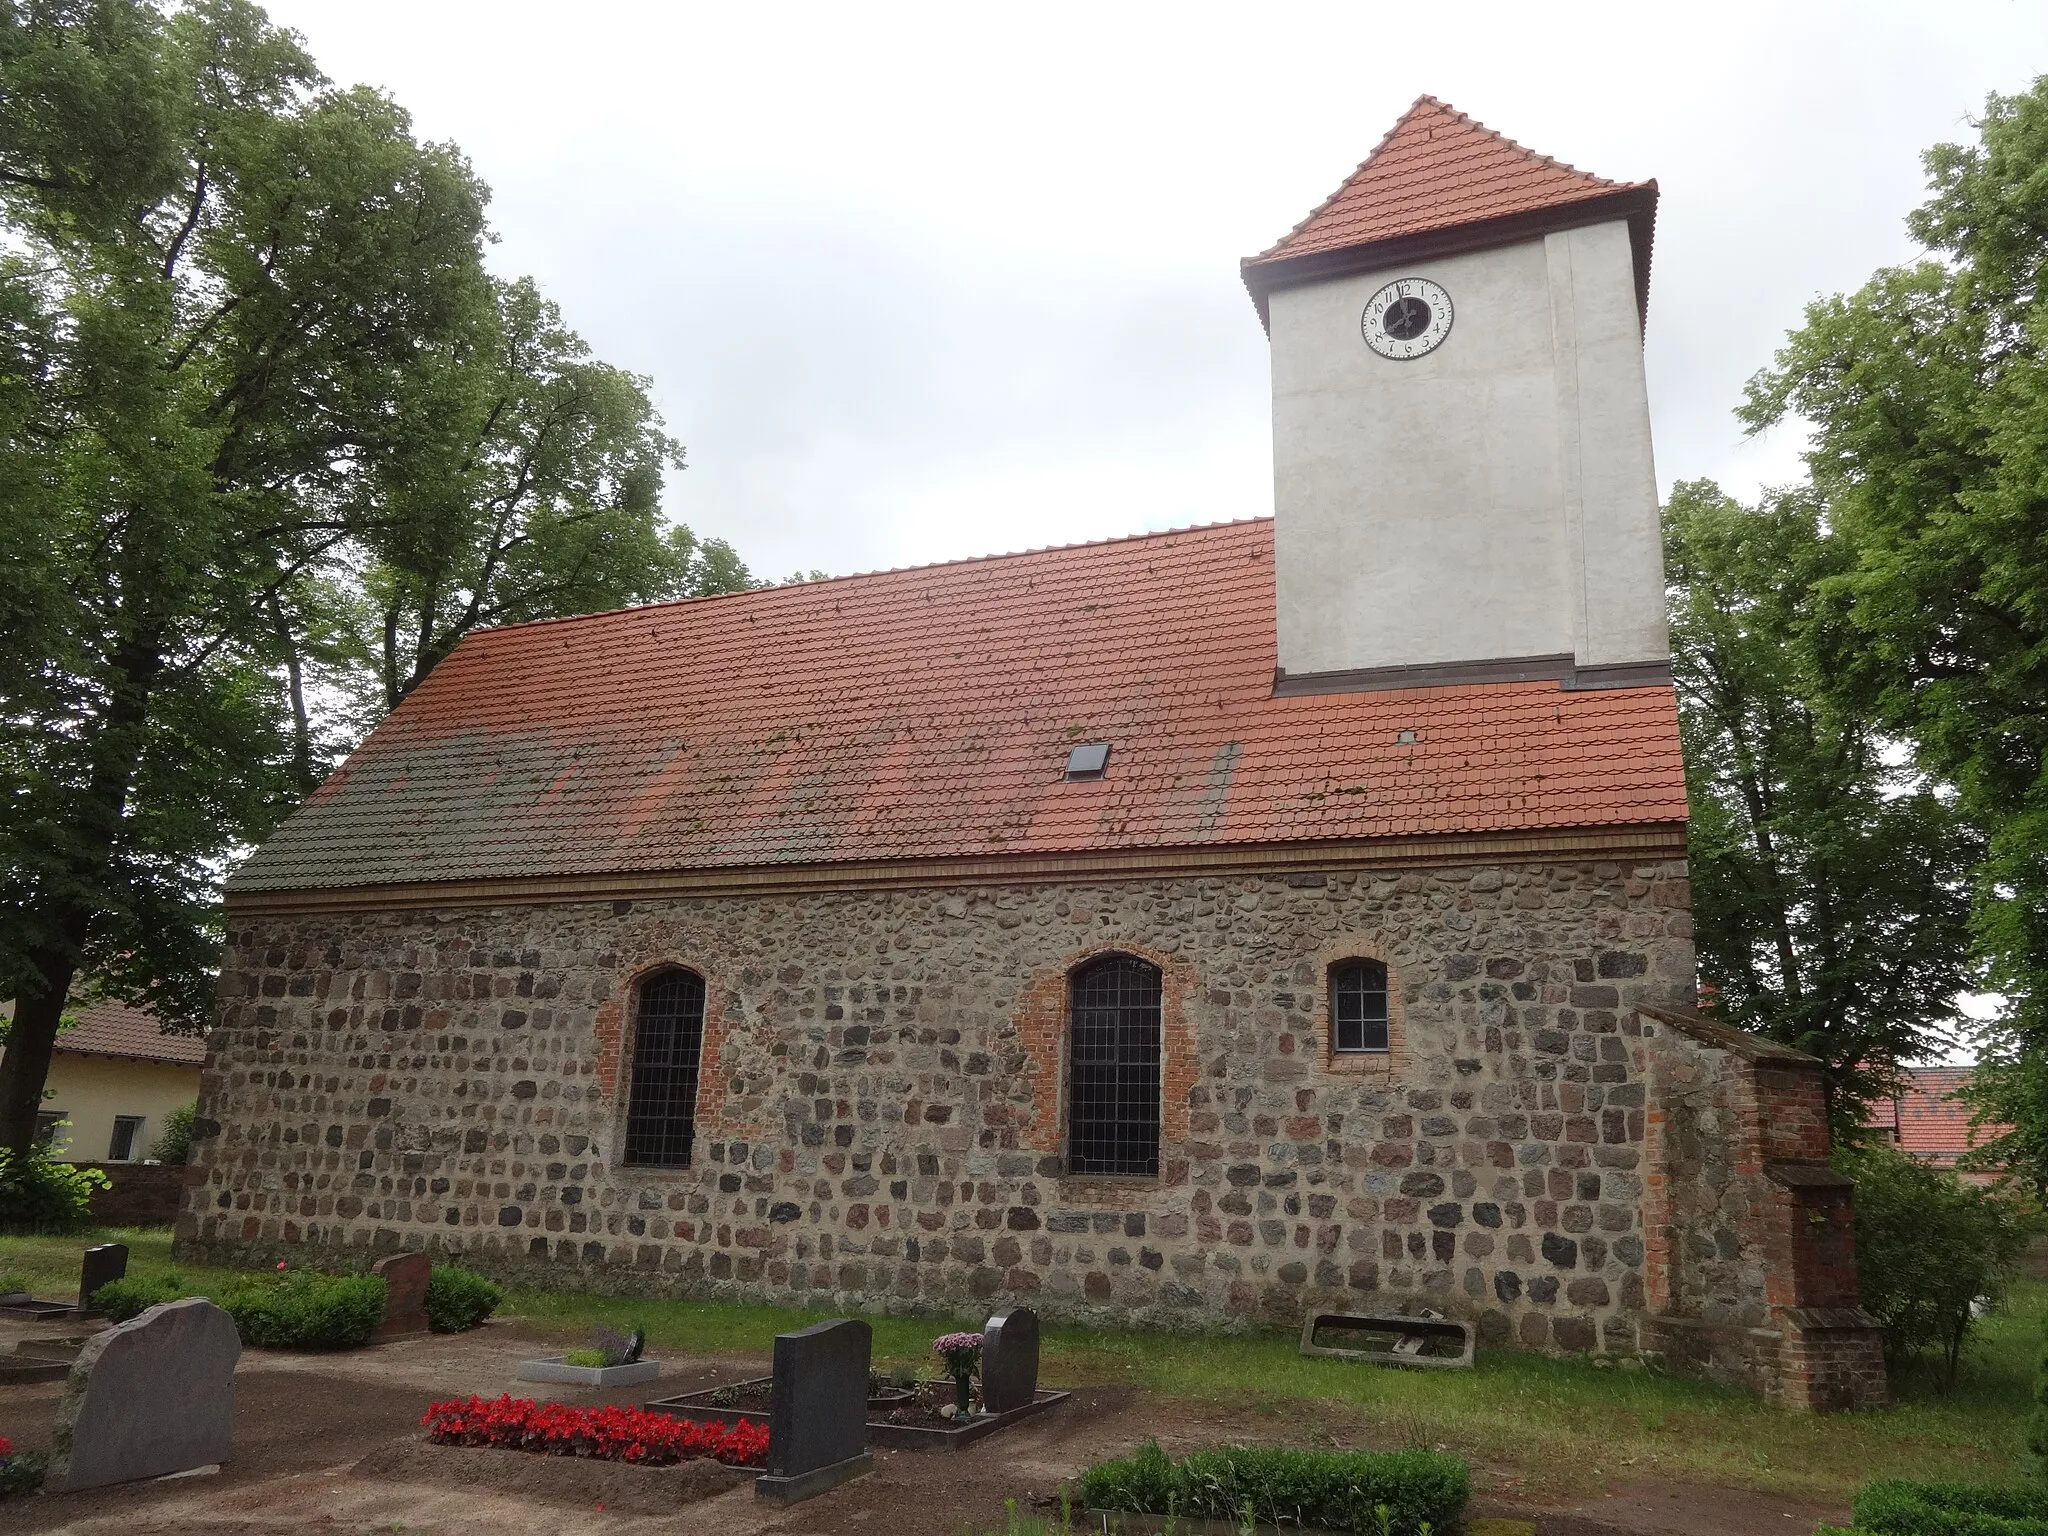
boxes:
[176,855,1868,1397]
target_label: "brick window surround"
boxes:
[1313,931,1408,1078]
[596,956,736,1171]
[1014,941,1199,1186]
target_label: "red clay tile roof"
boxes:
[227,520,1687,894]
[1865,1067,2005,1168]
[1246,95,1652,268]
[53,999,206,1067]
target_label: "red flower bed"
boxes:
[422,1395,768,1468]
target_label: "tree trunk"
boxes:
[0,938,84,1156]
[269,592,318,794]
[0,637,160,1156]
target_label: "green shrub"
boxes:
[147,1103,197,1165]
[424,1265,502,1333]
[1848,1479,2048,1534]
[1075,1441,1469,1535]
[561,1347,609,1367]
[0,1449,45,1498]
[0,1148,110,1233]
[91,1274,191,1322]
[1838,1141,2034,1386]
[218,1269,385,1349]
[2031,1321,2048,1476]
[0,1274,27,1295]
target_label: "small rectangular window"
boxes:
[1063,743,1110,780]
[1332,961,1390,1053]
[33,1112,64,1149]
[108,1116,145,1162]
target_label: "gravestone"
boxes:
[754,1317,871,1506]
[77,1243,128,1313]
[46,1297,239,1492]
[370,1251,431,1341]
[980,1306,1040,1415]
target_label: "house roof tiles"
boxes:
[54,999,207,1067]
[228,519,1687,895]
[1867,1067,2005,1168]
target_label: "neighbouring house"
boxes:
[1867,1067,2009,1184]
[2,998,203,1164]
[180,96,1885,1408]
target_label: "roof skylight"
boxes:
[1064,743,1110,781]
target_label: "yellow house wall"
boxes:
[36,1053,199,1163]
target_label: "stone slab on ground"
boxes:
[756,1316,871,1505]
[981,1305,1040,1414]
[46,1297,239,1493]
[371,1251,431,1340]
[516,1355,660,1387]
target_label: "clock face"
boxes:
[1361,277,1453,361]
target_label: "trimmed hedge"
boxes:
[1076,1440,1469,1535]
[1822,1480,2048,1535]
[425,1265,503,1333]
[219,1270,386,1349]
[91,1274,192,1323]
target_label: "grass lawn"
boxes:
[2,1227,2036,1504]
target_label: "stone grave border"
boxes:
[645,1379,1071,1451]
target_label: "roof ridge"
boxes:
[472,517,1275,639]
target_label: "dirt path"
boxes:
[0,1316,1847,1535]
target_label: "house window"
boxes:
[108,1116,145,1162]
[623,968,708,1168]
[1331,960,1390,1053]
[1067,955,1162,1176]
[33,1112,63,1149]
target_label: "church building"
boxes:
[181,98,1885,1408]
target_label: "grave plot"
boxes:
[0,1242,127,1322]
[648,1306,1069,1453]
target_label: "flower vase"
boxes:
[953,1373,973,1417]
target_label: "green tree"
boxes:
[1836,1139,2031,1388]
[1740,77,2048,1171]
[1668,480,1983,1132]
[344,274,754,723]
[0,0,754,1157]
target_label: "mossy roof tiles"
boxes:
[228,518,1686,893]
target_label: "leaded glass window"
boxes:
[1331,960,1390,1053]
[1067,955,1162,1176]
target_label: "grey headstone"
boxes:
[78,1243,128,1312]
[981,1306,1040,1414]
[755,1317,871,1505]
[47,1297,239,1492]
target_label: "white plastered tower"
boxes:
[1243,96,1669,692]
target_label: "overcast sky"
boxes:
[263,0,2048,584]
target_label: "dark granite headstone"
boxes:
[755,1317,871,1505]
[77,1243,128,1313]
[46,1297,239,1491]
[980,1306,1040,1414]
[370,1252,431,1341]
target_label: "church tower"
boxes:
[1243,97,1668,691]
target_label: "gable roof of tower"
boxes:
[1240,96,1658,327]
[227,519,1687,899]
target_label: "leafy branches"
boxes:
[1667,480,1981,1132]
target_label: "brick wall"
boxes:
[182,860,1720,1353]
[1641,1004,1886,1408]
[77,1160,187,1227]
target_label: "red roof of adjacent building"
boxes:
[1246,95,1653,268]
[53,999,206,1067]
[228,520,1687,895]
[1867,1067,2005,1168]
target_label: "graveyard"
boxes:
[0,1229,2034,1534]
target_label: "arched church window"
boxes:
[623,968,708,1167]
[1330,959,1389,1053]
[1067,955,1162,1176]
